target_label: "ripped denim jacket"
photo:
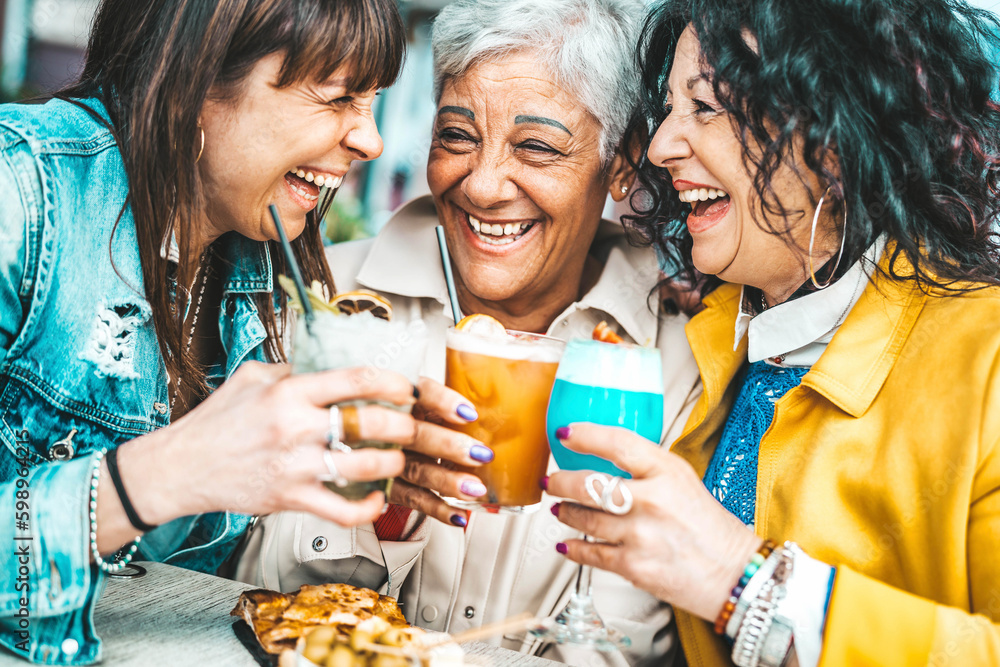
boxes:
[0,98,272,664]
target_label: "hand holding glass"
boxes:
[292,311,428,500]
[533,338,664,650]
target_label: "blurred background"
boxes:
[2,0,998,242]
[0,0,452,243]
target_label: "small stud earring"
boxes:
[621,186,628,194]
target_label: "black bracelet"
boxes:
[105,446,157,533]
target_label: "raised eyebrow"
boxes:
[437,106,474,120]
[514,115,572,136]
[686,73,711,90]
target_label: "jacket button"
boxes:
[464,606,475,619]
[61,638,79,656]
[48,443,74,461]
[153,402,168,415]
[311,536,327,552]
[48,429,77,461]
[421,606,439,622]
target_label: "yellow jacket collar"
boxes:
[804,272,927,417]
[682,255,929,440]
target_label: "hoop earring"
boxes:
[807,186,847,290]
[195,126,205,164]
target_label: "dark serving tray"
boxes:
[232,619,278,667]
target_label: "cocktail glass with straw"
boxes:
[530,338,664,650]
[434,226,564,514]
[269,206,427,500]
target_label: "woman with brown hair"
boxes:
[0,1,484,663]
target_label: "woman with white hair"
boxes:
[237,0,700,663]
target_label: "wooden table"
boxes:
[0,562,559,666]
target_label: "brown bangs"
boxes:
[275,0,406,92]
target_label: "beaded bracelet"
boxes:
[89,450,142,574]
[727,543,783,639]
[714,539,776,635]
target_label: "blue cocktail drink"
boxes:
[534,336,664,650]
[547,339,664,476]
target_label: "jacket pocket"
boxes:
[0,373,152,470]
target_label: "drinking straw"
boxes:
[269,204,315,329]
[435,225,463,324]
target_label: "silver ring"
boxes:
[601,476,633,515]
[584,473,633,516]
[584,473,610,506]
[326,406,351,454]
[320,450,349,488]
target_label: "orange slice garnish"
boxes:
[330,290,393,321]
[455,313,507,337]
[592,321,624,344]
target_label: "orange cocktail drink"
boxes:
[444,327,564,514]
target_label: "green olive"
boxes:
[302,642,330,664]
[349,630,375,652]
[377,629,407,647]
[307,626,337,646]
[324,644,356,667]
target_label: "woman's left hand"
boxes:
[546,422,762,622]
[387,376,493,527]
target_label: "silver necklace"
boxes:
[185,262,209,354]
[170,259,210,410]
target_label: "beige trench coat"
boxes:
[236,197,702,666]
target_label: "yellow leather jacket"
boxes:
[670,267,1000,666]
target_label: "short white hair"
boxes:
[431,0,646,164]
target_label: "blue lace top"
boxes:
[703,361,809,526]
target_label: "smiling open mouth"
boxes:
[679,187,730,218]
[465,212,536,246]
[284,168,344,202]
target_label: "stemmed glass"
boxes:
[531,338,664,650]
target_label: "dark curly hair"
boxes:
[623,0,1000,297]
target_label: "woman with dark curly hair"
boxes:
[543,0,1000,665]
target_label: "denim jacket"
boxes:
[0,98,272,664]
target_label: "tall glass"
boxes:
[534,338,664,650]
[443,327,564,514]
[292,311,428,500]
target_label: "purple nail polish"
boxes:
[450,514,468,528]
[456,403,478,422]
[460,480,487,497]
[556,542,568,555]
[555,426,571,440]
[469,444,494,463]
[539,476,549,490]
[550,503,560,518]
